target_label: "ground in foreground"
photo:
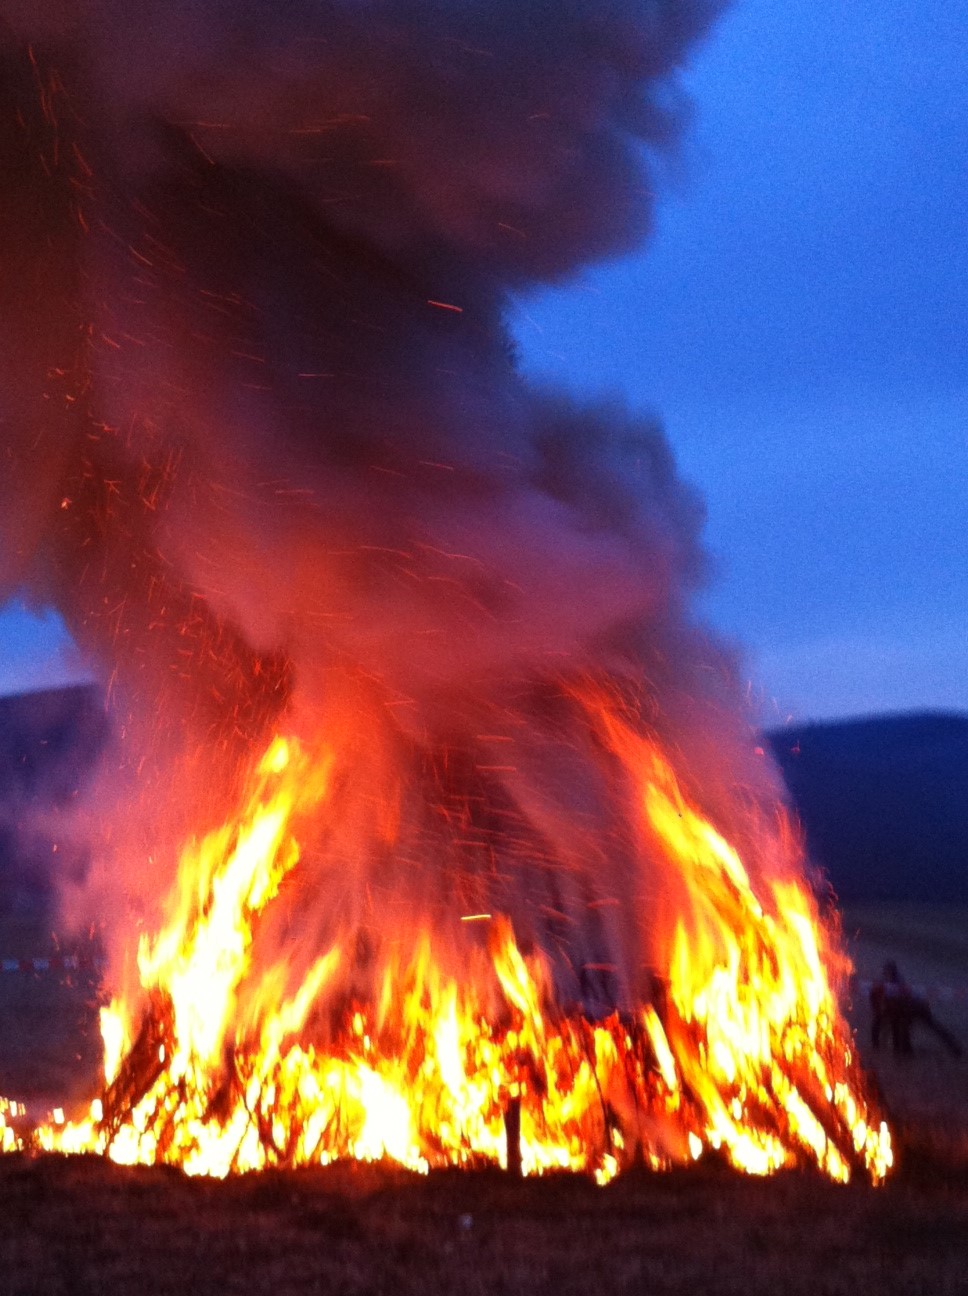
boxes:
[0,1153,966,1296]
[0,902,966,1293]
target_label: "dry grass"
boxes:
[0,1155,965,1296]
[0,901,964,1294]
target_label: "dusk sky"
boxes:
[1,0,966,722]
[515,0,968,723]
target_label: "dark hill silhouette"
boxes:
[0,684,107,809]
[767,712,968,904]
[0,684,108,924]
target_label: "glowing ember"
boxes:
[33,709,890,1185]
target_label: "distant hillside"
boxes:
[0,684,108,810]
[0,684,108,921]
[767,713,968,904]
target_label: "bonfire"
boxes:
[30,709,889,1184]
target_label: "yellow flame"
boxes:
[36,716,890,1185]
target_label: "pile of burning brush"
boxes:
[2,721,887,1185]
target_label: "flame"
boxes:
[35,708,891,1184]
[0,1099,24,1154]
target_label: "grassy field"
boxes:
[0,1154,965,1296]
[0,903,101,1105]
[0,900,963,1294]
[842,903,968,1161]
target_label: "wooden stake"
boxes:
[504,1096,522,1177]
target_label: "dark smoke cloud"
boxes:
[0,1,795,1010]
[1,0,724,281]
[0,0,726,713]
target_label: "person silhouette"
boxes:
[870,961,962,1058]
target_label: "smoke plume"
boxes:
[0,1,804,1013]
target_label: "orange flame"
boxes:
[594,707,890,1180]
[37,708,891,1184]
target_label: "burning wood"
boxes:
[27,719,890,1184]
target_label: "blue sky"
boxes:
[513,0,968,721]
[2,0,966,721]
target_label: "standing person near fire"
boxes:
[870,961,962,1057]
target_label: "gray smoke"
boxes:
[0,1,801,1015]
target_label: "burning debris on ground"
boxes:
[0,0,892,1187]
